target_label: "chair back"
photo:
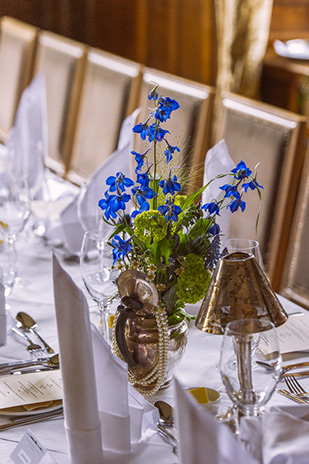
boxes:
[0,16,37,142]
[279,150,309,309]
[214,92,307,289]
[134,68,214,193]
[66,48,142,184]
[32,30,86,176]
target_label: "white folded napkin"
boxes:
[0,278,6,346]
[53,255,158,460]
[52,254,104,464]
[91,324,159,453]
[5,73,48,194]
[241,404,309,464]
[202,139,235,238]
[175,377,258,464]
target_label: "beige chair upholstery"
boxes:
[134,68,214,193]
[32,30,86,176]
[66,48,142,184]
[214,93,307,290]
[279,151,309,309]
[0,16,38,142]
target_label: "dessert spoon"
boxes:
[11,326,42,352]
[16,312,54,354]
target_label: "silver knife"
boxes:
[0,356,53,372]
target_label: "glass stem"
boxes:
[98,300,110,344]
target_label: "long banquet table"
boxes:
[0,230,308,463]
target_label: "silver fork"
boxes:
[11,327,44,354]
[285,374,309,397]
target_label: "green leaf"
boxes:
[150,237,171,264]
[181,174,227,210]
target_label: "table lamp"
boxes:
[195,252,288,334]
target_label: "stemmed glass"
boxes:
[0,172,31,284]
[220,318,282,421]
[80,230,118,343]
[221,238,264,270]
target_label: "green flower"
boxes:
[176,253,211,304]
[134,210,167,244]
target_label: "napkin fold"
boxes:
[5,73,48,192]
[202,139,235,238]
[175,377,258,464]
[241,404,309,464]
[52,254,104,464]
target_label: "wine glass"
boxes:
[0,172,31,285]
[221,238,264,270]
[220,318,282,419]
[80,230,118,343]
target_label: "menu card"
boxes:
[259,313,309,356]
[0,371,62,409]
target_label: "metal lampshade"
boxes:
[195,252,288,334]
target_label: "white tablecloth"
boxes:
[0,232,308,463]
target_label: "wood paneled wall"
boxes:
[0,0,217,85]
[1,0,309,88]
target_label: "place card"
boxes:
[11,429,58,464]
[0,371,62,409]
[259,313,309,356]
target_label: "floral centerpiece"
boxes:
[98,85,263,395]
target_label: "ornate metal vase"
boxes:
[112,270,188,396]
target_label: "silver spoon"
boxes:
[154,400,174,427]
[16,312,54,354]
[154,401,177,453]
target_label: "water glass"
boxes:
[221,238,264,270]
[220,318,281,417]
[80,230,118,342]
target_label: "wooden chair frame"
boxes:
[214,92,307,290]
[279,150,309,309]
[0,16,38,142]
[32,30,87,177]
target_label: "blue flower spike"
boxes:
[242,178,264,192]
[229,196,246,213]
[164,141,180,164]
[133,119,150,141]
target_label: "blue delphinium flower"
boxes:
[242,178,264,192]
[201,202,220,216]
[229,196,246,213]
[133,120,150,140]
[111,235,132,263]
[164,141,180,164]
[99,192,131,220]
[98,192,117,221]
[131,185,154,206]
[148,123,170,142]
[158,174,181,196]
[231,161,252,180]
[131,148,151,173]
[158,198,182,222]
[106,172,134,192]
[219,184,239,198]
[155,97,180,122]
[209,223,220,236]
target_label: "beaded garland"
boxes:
[112,306,170,397]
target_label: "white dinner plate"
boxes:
[0,400,62,417]
[274,39,309,60]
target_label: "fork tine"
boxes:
[285,374,308,396]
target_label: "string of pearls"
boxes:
[112,306,169,397]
